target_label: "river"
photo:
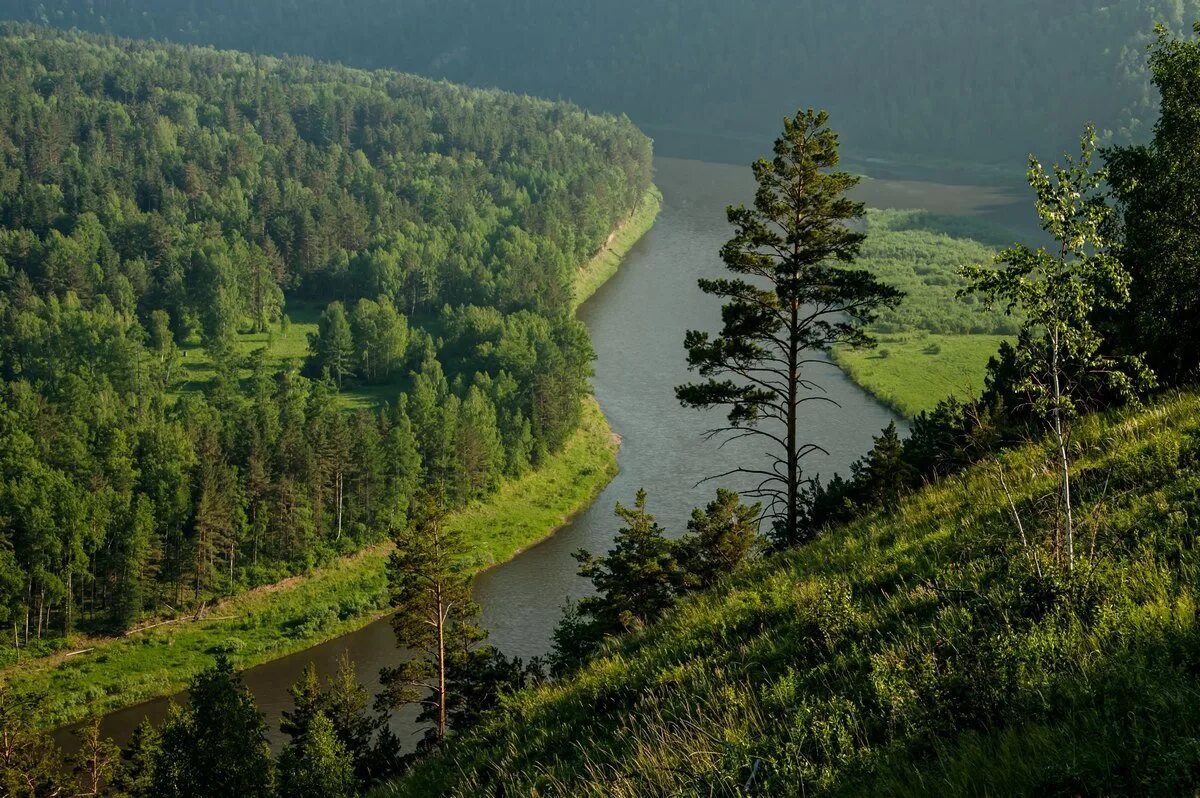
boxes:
[65,156,1030,750]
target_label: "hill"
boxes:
[0,1,1194,167]
[0,24,652,672]
[381,391,1200,796]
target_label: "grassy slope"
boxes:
[2,189,661,728]
[839,209,1019,417]
[832,333,1010,417]
[383,392,1200,797]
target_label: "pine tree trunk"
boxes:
[336,469,344,542]
[436,581,448,742]
[786,299,800,547]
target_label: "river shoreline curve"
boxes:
[5,185,662,734]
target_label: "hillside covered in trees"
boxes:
[0,0,1193,166]
[0,24,652,651]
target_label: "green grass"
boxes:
[174,302,406,410]
[832,333,1010,417]
[826,209,1024,416]
[449,399,620,570]
[2,397,618,729]
[859,209,1017,336]
[572,187,662,310]
[379,392,1200,797]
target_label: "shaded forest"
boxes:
[0,0,1193,165]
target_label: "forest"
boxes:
[0,24,652,649]
[0,0,1194,165]
[9,3,1200,797]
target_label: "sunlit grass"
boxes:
[379,393,1200,797]
[832,333,1010,417]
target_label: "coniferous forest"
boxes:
[0,0,1194,164]
[0,24,651,641]
[9,3,1200,798]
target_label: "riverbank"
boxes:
[573,187,663,310]
[6,399,618,730]
[3,187,661,730]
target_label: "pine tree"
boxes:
[322,653,380,783]
[112,495,155,630]
[376,494,483,748]
[455,386,504,500]
[677,110,902,548]
[283,655,381,787]
[849,421,915,509]
[676,489,761,590]
[382,395,421,531]
[552,490,678,673]
[110,720,159,798]
[152,656,275,798]
[279,662,323,746]
[307,301,355,388]
[277,712,355,798]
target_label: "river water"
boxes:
[64,156,1029,750]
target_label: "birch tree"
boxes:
[960,126,1151,572]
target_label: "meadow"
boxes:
[843,209,1019,415]
[833,333,1010,417]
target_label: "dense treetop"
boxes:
[0,1,1193,165]
[0,24,652,646]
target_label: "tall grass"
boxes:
[379,393,1200,796]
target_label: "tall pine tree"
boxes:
[677,110,901,548]
[376,493,483,748]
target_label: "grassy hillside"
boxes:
[381,392,1200,796]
